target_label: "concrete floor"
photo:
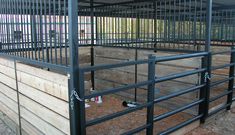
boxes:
[0,119,15,135]
[0,107,234,135]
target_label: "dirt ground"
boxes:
[86,96,235,135]
[187,106,235,135]
[86,96,192,135]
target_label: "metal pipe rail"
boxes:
[155,68,206,83]
[158,114,203,135]
[209,91,232,102]
[210,77,233,88]
[121,124,151,135]
[154,52,208,63]
[0,53,69,73]
[84,80,151,99]
[154,99,204,122]
[208,103,232,117]
[80,59,149,72]
[211,63,235,71]
[154,84,205,103]
[86,102,152,127]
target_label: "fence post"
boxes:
[227,47,235,110]
[146,55,156,135]
[199,53,211,123]
[68,0,86,135]
[0,42,2,51]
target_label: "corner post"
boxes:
[199,52,212,123]
[146,55,156,135]
[68,0,86,135]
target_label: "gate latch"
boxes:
[204,72,211,82]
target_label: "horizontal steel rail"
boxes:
[86,102,152,127]
[84,80,151,99]
[211,63,235,71]
[209,91,232,102]
[154,84,205,103]
[154,99,204,122]
[158,114,203,135]
[155,52,208,63]
[155,68,206,83]
[0,53,69,73]
[80,59,149,72]
[210,77,233,88]
[121,124,151,135]
[208,103,232,117]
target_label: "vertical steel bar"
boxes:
[134,4,139,102]
[227,47,235,110]
[199,53,211,123]
[199,56,206,122]
[68,0,86,135]
[90,0,95,89]
[64,0,68,66]
[205,0,212,52]
[198,0,213,123]
[14,60,22,135]
[146,55,155,135]
[154,1,157,52]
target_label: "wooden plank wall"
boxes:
[0,57,70,135]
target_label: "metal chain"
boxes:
[73,90,83,102]
[70,89,83,110]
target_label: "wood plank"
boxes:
[0,101,19,125]
[0,72,16,89]
[20,107,66,135]
[21,118,45,135]
[0,82,17,102]
[0,64,15,79]
[17,71,68,101]
[95,47,200,68]
[95,47,135,60]
[0,57,15,68]
[0,92,18,114]
[18,82,69,119]
[19,94,70,134]
[16,63,68,87]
